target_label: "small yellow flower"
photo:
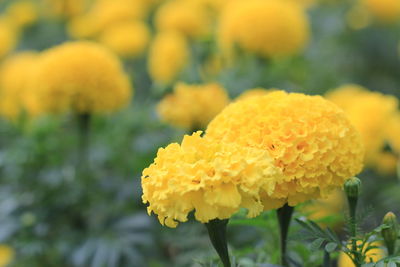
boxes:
[338,242,384,267]
[148,31,189,84]
[218,0,310,59]
[206,90,364,207]
[99,21,150,59]
[362,0,400,23]
[0,52,40,120]
[157,82,230,130]
[0,245,14,267]
[30,41,132,114]
[326,84,398,167]
[142,131,283,227]
[155,0,211,39]
[5,1,38,29]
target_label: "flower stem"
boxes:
[205,219,231,267]
[277,204,294,267]
[323,250,330,267]
[76,113,91,174]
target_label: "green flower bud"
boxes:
[382,212,398,255]
[344,177,361,198]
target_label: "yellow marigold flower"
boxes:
[326,84,398,166]
[157,82,229,130]
[5,1,38,29]
[362,0,400,23]
[99,21,150,59]
[218,0,310,59]
[0,52,40,120]
[338,242,384,267]
[235,88,276,101]
[148,31,189,84]
[142,131,283,227]
[300,189,345,228]
[0,245,14,267]
[155,0,210,39]
[0,20,18,59]
[30,41,132,114]
[206,91,364,206]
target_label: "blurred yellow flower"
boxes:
[218,0,310,59]
[338,242,384,267]
[99,21,150,59]
[362,0,400,23]
[0,20,19,59]
[30,41,132,114]
[5,1,38,29]
[157,82,229,130]
[373,151,398,176]
[42,0,86,19]
[326,84,398,167]
[300,189,345,228]
[155,0,210,39]
[206,91,364,207]
[0,245,14,267]
[0,52,40,120]
[148,31,189,84]
[142,131,283,227]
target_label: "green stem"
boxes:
[347,196,360,267]
[277,204,294,267]
[323,250,330,267]
[76,113,91,175]
[205,219,231,267]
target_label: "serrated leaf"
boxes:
[325,242,337,253]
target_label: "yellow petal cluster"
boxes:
[0,20,18,59]
[338,242,384,267]
[0,245,14,267]
[142,132,283,227]
[362,0,400,23]
[206,90,364,206]
[218,0,310,59]
[0,52,40,120]
[30,41,132,114]
[99,21,150,59]
[155,0,211,39]
[157,82,229,130]
[326,84,398,167]
[148,31,189,84]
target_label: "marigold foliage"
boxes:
[142,132,283,227]
[206,91,364,206]
[0,52,39,120]
[0,245,14,267]
[326,84,398,166]
[148,31,189,84]
[30,41,132,114]
[99,21,150,59]
[155,0,210,39]
[362,0,400,23]
[337,242,384,266]
[218,0,310,59]
[157,82,229,130]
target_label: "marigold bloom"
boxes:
[30,41,132,114]
[338,242,384,267]
[157,82,229,130]
[148,31,189,84]
[5,1,38,29]
[142,132,283,227]
[99,21,150,59]
[326,85,398,166]
[218,0,310,59]
[155,0,210,39]
[0,245,14,267]
[0,20,18,59]
[206,91,364,206]
[0,52,40,119]
[362,0,400,23]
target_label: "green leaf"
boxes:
[324,242,337,253]
[310,238,325,250]
[375,260,385,267]
[387,261,397,267]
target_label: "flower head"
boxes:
[0,52,40,119]
[157,82,229,130]
[142,132,283,227]
[206,90,364,206]
[148,31,189,84]
[218,0,310,59]
[99,21,150,59]
[30,41,132,114]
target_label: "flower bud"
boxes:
[382,212,398,255]
[344,177,361,198]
